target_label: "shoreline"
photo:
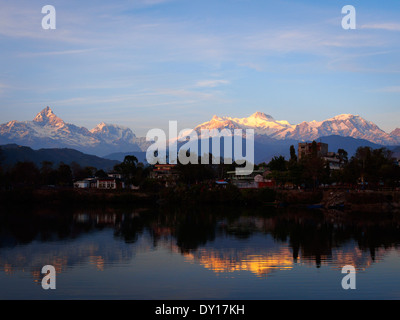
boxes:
[0,187,399,213]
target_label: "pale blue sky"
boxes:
[0,0,399,135]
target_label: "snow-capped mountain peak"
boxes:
[90,122,110,134]
[33,106,65,127]
[90,122,136,139]
[249,111,274,120]
[196,111,294,136]
[391,128,400,137]
[390,128,400,144]
[211,115,222,121]
[330,114,358,121]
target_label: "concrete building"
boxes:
[298,142,328,160]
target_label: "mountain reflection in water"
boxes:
[0,205,400,299]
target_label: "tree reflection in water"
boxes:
[0,204,399,276]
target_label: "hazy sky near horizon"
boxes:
[0,0,399,136]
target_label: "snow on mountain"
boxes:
[390,128,400,144]
[391,128,400,136]
[1,107,398,159]
[195,112,398,146]
[195,112,295,137]
[33,106,65,127]
[90,122,136,144]
[0,107,146,156]
[1,107,97,148]
[279,114,397,145]
[89,122,150,153]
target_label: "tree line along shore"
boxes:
[0,187,399,214]
[0,143,399,213]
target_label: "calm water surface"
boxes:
[1,205,400,300]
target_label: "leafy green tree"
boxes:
[267,170,291,186]
[11,161,40,187]
[290,145,297,163]
[95,169,108,178]
[341,158,360,185]
[300,141,326,189]
[321,161,331,185]
[283,145,302,187]
[70,162,83,180]
[40,161,56,185]
[268,156,287,172]
[354,146,371,183]
[56,163,73,186]
[83,166,97,178]
[70,162,96,180]
[114,155,139,185]
[342,146,398,188]
[0,148,4,188]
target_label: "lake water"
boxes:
[1,204,400,300]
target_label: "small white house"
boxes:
[74,180,91,189]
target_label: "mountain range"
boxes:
[0,107,150,157]
[195,111,400,146]
[0,107,399,163]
